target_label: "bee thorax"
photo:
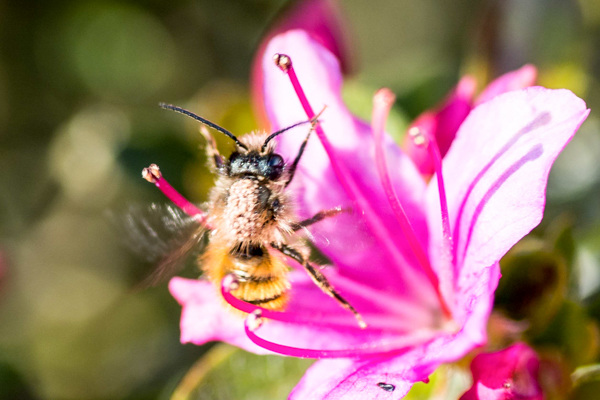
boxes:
[224,179,274,241]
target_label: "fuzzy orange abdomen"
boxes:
[202,242,291,311]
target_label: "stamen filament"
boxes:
[372,90,451,318]
[221,274,363,328]
[221,274,300,323]
[244,311,379,358]
[244,310,441,359]
[142,164,208,225]
[409,127,456,310]
[424,130,455,262]
[273,54,341,178]
[222,274,425,332]
[273,54,431,301]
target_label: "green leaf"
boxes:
[171,344,313,400]
[404,365,471,400]
[496,238,568,334]
[573,364,600,387]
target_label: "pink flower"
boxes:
[404,65,538,176]
[157,1,589,398]
[460,343,543,400]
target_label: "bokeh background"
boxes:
[1,0,600,399]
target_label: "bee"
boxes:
[142,103,365,328]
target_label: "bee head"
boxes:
[158,103,315,182]
[228,150,285,181]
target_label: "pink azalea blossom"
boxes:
[404,65,538,176]
[156,2,589,399]
[460,343,543,400]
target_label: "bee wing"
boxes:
[108,204,208,287]
[138,223,206,288]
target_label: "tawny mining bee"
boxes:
[142,103,365,328]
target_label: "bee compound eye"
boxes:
[267,154,284,168]
[265,154,284,180]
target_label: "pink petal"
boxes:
[251,0,350,127]
[460,343,543,400]
[300,88,591,398]
[170,270,444,356]
[404,76,477,175]
[290,261,499,398]
[290,358,413,400]
[250,269,448,351]
[427,87,589,323]
[476,65,537,105]
[259,30,437,310]
[168,277,269,354]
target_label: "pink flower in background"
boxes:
[460,343,543,400]
[164,0,589,398]
[404,65,538,176]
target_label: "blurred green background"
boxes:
[1,0,600,399]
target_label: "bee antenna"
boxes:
[261,106,326,152]
[261,120,313,152]
[159,103,248,150]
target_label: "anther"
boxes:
[223,273,240,291]
[247,310,264,332]
[141,163,208,223]
[374,87,396,106]
[273,53,291,72]
[408,127,427,147]
[142,163,161,183]
[357,315,368,330]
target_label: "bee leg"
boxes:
[284,127,312,187]
[292,206,350,231]
[285,107,325,187]
[271,243,366,329]
[200,126,225,170]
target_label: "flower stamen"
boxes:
[243,315,380,358]
[223,274,430,332]
[243,309,441,359]
[274,53,433,300]
[221,274,342,326]
[247,310,264,332]
[221,274,308,324]
[372,90,451,317]
[408,128,455,265]
[409,127,456,306]
[142,164,208,225]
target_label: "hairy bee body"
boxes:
[147,104,364,327]
[202,139,299,309]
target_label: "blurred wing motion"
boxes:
[108,204,207,287]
